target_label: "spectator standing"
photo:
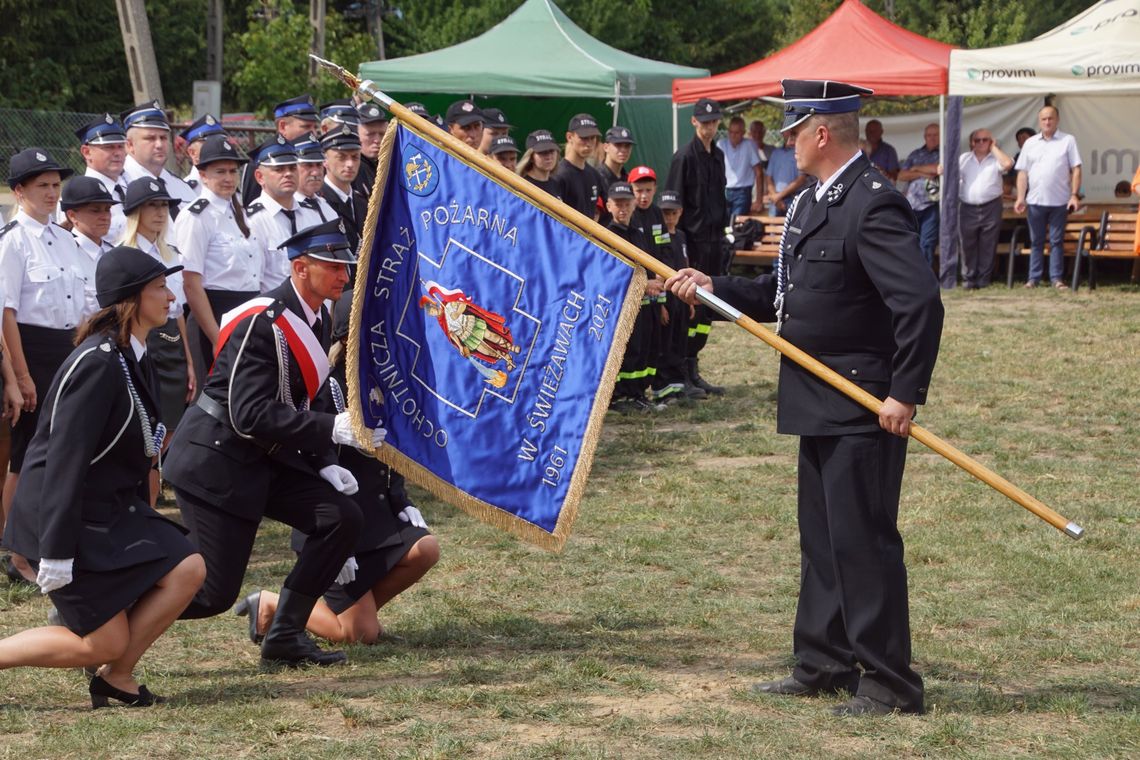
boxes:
[665,98,727,396]
[1014,105,1082,289]
[749,120,770,168]
[863,119,899,182]
[764,131,807,215]
[958,129,1013,289]
[717,116,763,223]
[898,123,941,266]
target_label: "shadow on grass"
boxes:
[930,680,1140,715]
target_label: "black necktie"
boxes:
[282,208,297,235]
[114,185,126,202]
[311,317,322,339]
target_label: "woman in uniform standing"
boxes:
[0,149,96,584]
[517,130,565,201]
[173,134,260,393]
[0,246,205,708]
[121,178,196,504]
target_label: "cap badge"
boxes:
[705,104,713,112]
[621,129,628,137]
[100,343,111,353]
[205,115,216,125]
[35,152,47,162]
[149,182,159,192]
[462,102,474,112]
[151,100,161,109]
[223,142,232,151]
[872,181,882,190]
[276,135,286,145]
[104,114,114,124]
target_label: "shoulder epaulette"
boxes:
[0,220,18,240]
[188,198,210,215]
[860,171,891,192]
[246,202,264,216]
[187,179,199,190]
[298,197,318,210]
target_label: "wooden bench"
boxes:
[1004,219,1098,288]
[1071,210,1139,291]
[730,215,784,268]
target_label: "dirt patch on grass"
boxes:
[696,455,791,470]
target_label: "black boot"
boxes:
[687,357,724,396]
[260,588,346,668]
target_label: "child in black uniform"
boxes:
[606,181,661,413]
[655,189,703,401]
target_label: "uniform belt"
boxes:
[195,394,280,455]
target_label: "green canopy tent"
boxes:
[357,0,708,175]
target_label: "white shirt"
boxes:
[294,191,337,222]
[122,155,199,211]
[0,210,95,329]
[129,334,146,362]
[815,151,864,202]
[717,136,761,189]
[133,234,186,319]
[958,151,1005,205]
[73,232,113,316]
[323,178,351,205]
[183,166,202,194]
[290,279,319,327]
[247,193,322,293]
[83,168,129,243]
[1014,130,1082,207]
[172,187,262,292]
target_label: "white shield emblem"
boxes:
[35,152,46,162]
[206,115,216,125]
[223,142,232,151]
[872,181,882,189]
[149,182,159,192]
[462,102,474,112]
[705,104,712,112]
[104,114,113,124]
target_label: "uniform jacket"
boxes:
[353,155,378,200]
[162,279,337,517]
[665,135,727,243]
[713,155,943,436]
[319,183,368,252]
[3,334,183,568]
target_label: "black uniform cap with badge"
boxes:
[482,107,511,131]
[356,102,388,125]
[95,245,183,308]
[489,136,518,157]
[121,100,171,131]
[405,102,431,119]
[289,132,326,163]
[60,176,120,211]
[692,98,723,124]
[567,114,601,138]
[179,114,226,145]
[7,148,74,189]
[778,79,874,133]
[251,134,299,167]
[525,130,559,153]
[320,125,362,153]
[321,99,361,127]
[121,177,178,215]
[608,181,635,200]
[278,219,356,264]
[75,114,127,146]
[445,100,484,127]
[273,94,319,122]
[604,126,635,145]
[194,134,249,168]
[657,189,683,210]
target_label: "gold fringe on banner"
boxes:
[347,117,645,553]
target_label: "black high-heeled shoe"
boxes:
[89,675,166,708]
[233,591,265,644]
[4,555,35,588]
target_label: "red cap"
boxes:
[628,165,656,184]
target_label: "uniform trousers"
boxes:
[685,239,724,358]
[176,465,363,619]
[958,198,1003,288]
[791,431,924,712]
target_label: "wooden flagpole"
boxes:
[311,56,1085,541]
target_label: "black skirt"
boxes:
[49,514,196,636]
[186,289,257,401]
[11,324,75,472]
[146,317,189,430]
[321,524,431,614]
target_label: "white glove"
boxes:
[336,556,358,585]
[36,558,74,594]
[398,505,428,529]
[319,464,359,495]
[332,412,386,449]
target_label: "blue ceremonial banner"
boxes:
[347,118,644,551]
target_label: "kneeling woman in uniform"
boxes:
[0,246,205,707]
[237,307,439,645]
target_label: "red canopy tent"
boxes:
[672,0,953,103]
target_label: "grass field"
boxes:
[2,283,1138,759]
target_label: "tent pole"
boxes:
[612,80,621,125]
[938,94,945,274]
[672,102,678,153]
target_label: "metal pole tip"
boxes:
[1064,522,1085,540]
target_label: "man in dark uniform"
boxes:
[665,98,728,395]
[354,102,389,199]
[166,220,385,668]
[242,95,320,205]
[554,114,604,220]
[318,126,368,253]
[667,80,943,717]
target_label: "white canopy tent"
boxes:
[948,0,1140,96]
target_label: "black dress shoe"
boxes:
[829,695,897,716]
[259,588,346,668]
[751,676,821,697]
[233,591,265,644]
[89,675,166,708]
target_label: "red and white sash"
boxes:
[214,296,330,401]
